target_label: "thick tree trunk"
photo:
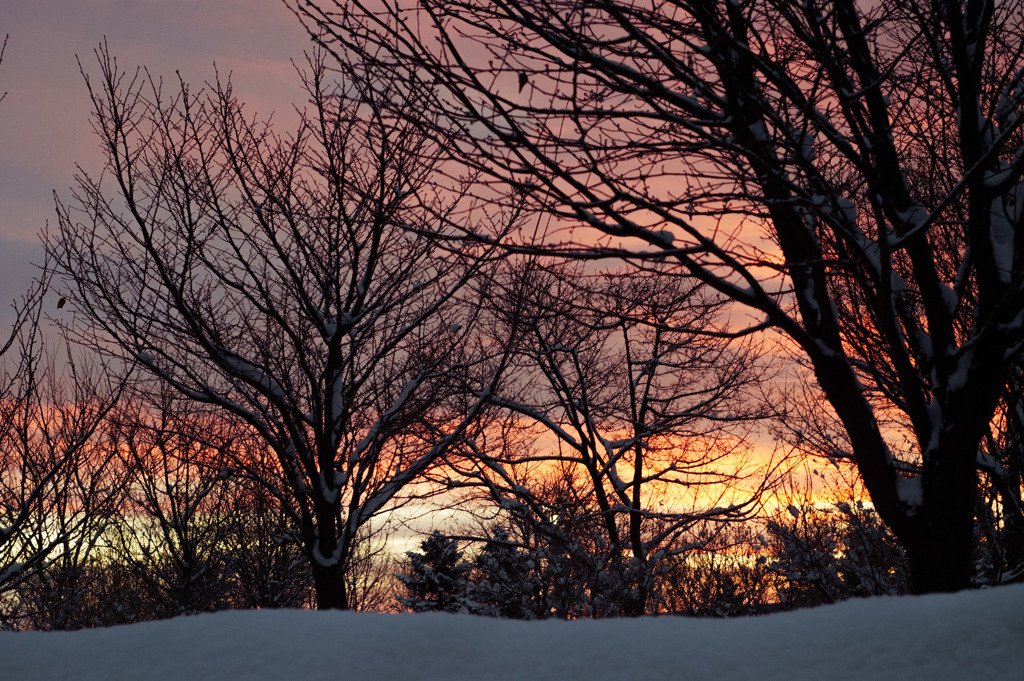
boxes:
[902,509,974,594]
[810,354,983,594]
[312,560,348,610]
[901,436,979,594]
[309,499,349,610]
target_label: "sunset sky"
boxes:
[0,0,313,326]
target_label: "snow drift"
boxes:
[3,583,1021,681]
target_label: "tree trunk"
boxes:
[901,435,979,594]
[811,355,982,594]
[902,520,974,594]
[310,502,349,610]
[905,512,974,593]
[312,560,348,610]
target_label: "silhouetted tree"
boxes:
[298,0,1024,593]
[397,530,475,613]
[50,46,516,609]
[105,391,236,617]
[450,259,774,615]
[0,272,124,628]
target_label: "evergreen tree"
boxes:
[397,532,474,613]
[469,528,545,620]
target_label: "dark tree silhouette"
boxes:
[50,46,516,609]
[296,0,1024,593]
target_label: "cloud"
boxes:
[0,0,313,298]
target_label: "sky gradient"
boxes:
[0,0,313,326]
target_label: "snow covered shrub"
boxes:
[766,500,908,608]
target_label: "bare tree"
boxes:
[976,360,1024,584]
[219,434,313,610]
[0,37,121,628]
[105,389,238,617]
[446,259,774,615]
[655,523,776,617]
[0,274,124,627]
[297,0,1024,593]
[343,517,403,612]
[49,45,516,609]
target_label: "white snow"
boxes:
[896,474,924,508]
[2,585,1022,680]
[836,197,857,222]
[946,348,974,393]
[0,562,23,583]
[223,356,287,400]
[747,119,770,142]
[649,229,675,245]
[940,283,958,316]
[794,128,815,161]
[990,196,1015,284]
[895,204,929,231]
[983,164,1013,188]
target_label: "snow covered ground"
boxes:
[3,584,1021,680]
